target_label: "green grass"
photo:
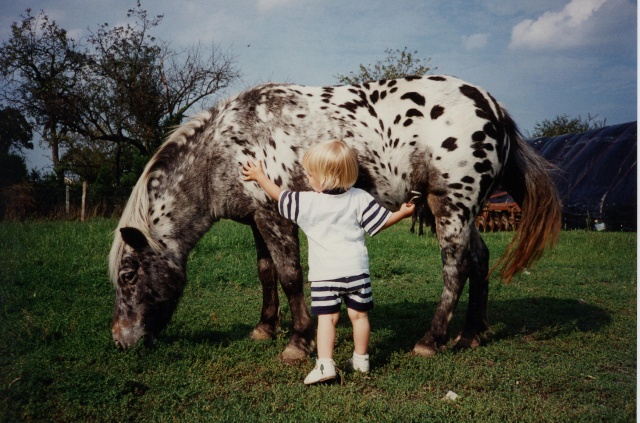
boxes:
[0,220,636,422]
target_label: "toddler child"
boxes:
[242,139,415,384]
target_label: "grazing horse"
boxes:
[109,75,561,360]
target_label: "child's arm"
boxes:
[242,160,283,201]
[380,202,415,230]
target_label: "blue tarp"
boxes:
[528,122,637,231]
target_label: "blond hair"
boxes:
[302,140,359,191]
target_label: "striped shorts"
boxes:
[310,273,373,315]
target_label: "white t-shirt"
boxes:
[278,187,391,281]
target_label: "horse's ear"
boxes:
[120,227,149,251]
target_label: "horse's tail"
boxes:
[491,115,562,283]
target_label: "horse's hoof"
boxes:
[278,345,308,363]
[249,326,273,341]
[453,332,481,349]
[412,342,439,357]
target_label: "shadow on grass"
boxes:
[158,323,255,348]
[139,297,609,366]
[369,296,611,364]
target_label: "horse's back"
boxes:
[211,76,509,216]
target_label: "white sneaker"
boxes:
[304,359,336,385]
[349,353,370,373]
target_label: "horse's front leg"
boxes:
[249,224,282,340]
[413,210,472,356]
[254,213,314,362]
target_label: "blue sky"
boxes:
[1,0,637,171]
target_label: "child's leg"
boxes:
[347,308,370,355]
[316,312,340,358]
[304,312,339,385]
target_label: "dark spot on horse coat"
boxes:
[472,131,486,142]
[430,105,445,119]
[403,119,413,127]
[370,91,379,103]
[474,160,493,174]
[242,148,256,158]
[428,76,447,81]
[441,137,458,152]
[475,109,489,121]
[406,109,424,118]
[400,92,426,107]
[484,122,498,139]
[461,176,475,184]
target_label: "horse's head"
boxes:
[111,227,186,349]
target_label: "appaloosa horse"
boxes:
[109,75,561,360]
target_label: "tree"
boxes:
[67,3,241,187]
[0,107,33,154]
[0,107,33,187]
[335,47,435,85]
[0,107,34,218]
[530,114,607,138]
[0,9,87,182]
[1,3,241,194]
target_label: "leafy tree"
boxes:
[0,107,34,219]
[0,9,87,182]
[335,47,435,85]
[530,114,607,138]
[0,107,33,187]
[1,3,241,195]
[66,3,241,187]
[0,107,33,154]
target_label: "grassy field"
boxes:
[0,219,636,422]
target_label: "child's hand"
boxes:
[242,160,265,182]
[399,201,416,217]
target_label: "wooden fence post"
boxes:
[81,181,87,222]
[66,185,70,216]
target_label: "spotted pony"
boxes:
[109,75,561,360]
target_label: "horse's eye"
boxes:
[119,269,138,285]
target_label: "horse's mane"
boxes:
[108,108,218,285]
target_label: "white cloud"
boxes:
[462,33,489,50]
[508,0,632,50]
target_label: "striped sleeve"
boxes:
[361,199,391,236]
[278,190,300,223]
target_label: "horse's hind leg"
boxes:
[454,226,490,349]
[249,224,282,340]
[413,195,473,356]
[254,214,314,362]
